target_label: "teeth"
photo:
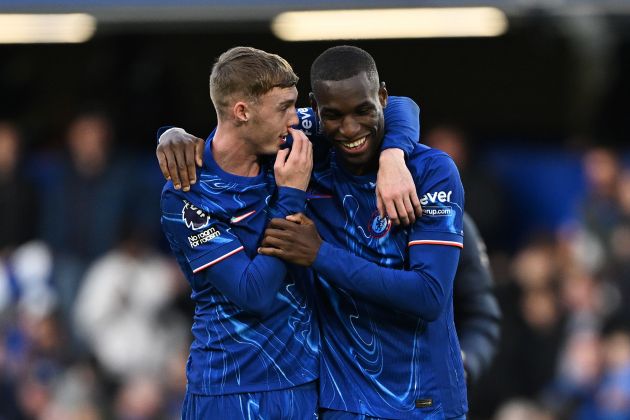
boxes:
[343,137,366,149]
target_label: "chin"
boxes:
[261,146,280,156]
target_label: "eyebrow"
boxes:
[320,101,374,114]
[354,101,374,109]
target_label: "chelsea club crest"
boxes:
[368,210,391,238]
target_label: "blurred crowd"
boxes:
[1,114,630,419]
[426,128,630,420]
[0,116,191,420]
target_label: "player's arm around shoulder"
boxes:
[156,127,205,192]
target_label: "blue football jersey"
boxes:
[306,144,468,419]
[160,133,319,396]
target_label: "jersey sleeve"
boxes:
[161,190,291,316]
[381,96,420,157]
[294,107,330,166]
[410,154,465,248]
[161,191,244,273]
[269,186,307,219]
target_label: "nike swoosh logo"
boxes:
[230,210,256,224]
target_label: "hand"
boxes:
[156,127,205,191]
[274,128,313,191]
[376,149,422,226]
[258,213,322,266]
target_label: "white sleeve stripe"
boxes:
[408,240,463,249]
[192,246,245,273]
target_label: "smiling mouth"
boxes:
[339,136,367,150]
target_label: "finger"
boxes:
[274,148,290,170]
[165,149,182,189]
[194,137,205,167]
[403,195,416,225]
[384,199,399,225]
[288,126,306,140]
[268,218,298,230]
[258,246,283,257]
[288,131,303,160]
[411,191,422,218]
[305,137,313,169]
[172,146,191,191]
[286,213,306,224]
[263,227,292,241]
[184,144,197,186]
[156,149,171,180]
[394,199,410,226]
[308,139,314,160]
[260,235,289,249]
[301,214,316,226]
[376,191,384,218]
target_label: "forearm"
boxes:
[270,187,307,218]
[455,292,502,382]
[312,242,459,320]
[458,318,501,383]
[381,96,420,156]
[203,251,287,317]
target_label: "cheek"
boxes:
[321,121,338,134]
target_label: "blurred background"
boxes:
[1,1,630,419]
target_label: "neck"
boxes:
[212,122,261,177]
[338,156,378,176]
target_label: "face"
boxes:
[246,86,299,155]
[312,72,387,174]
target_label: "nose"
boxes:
[288,108,299,127]
[339,116,360,139]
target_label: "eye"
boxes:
[356,106,373,116]
[320,111,340,121]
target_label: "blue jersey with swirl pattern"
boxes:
[306,142,468,419]
[160,132,319,396]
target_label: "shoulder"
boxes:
[161,182,215,219]
[408,144,460,182]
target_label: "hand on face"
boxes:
[156,127,205,191]
[273,128,313,191]
[258,213,322,266]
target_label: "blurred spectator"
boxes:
[39,112,133,314]
[114,376,165,420]
[0,241,56,318]
[73,229,189,380]
[591,326,630,419]
[580,147,623,258]
[0,121,38,254]
[0,309,79,419]
[424,124,508,251]
[470,236,565,418]
[493,399,555,420]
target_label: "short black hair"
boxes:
[310,45,379,91]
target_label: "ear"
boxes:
[379,81,388,108]
[233,101,249,123]
[309,92,318,114]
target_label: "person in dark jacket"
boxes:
[455,212,502,384]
